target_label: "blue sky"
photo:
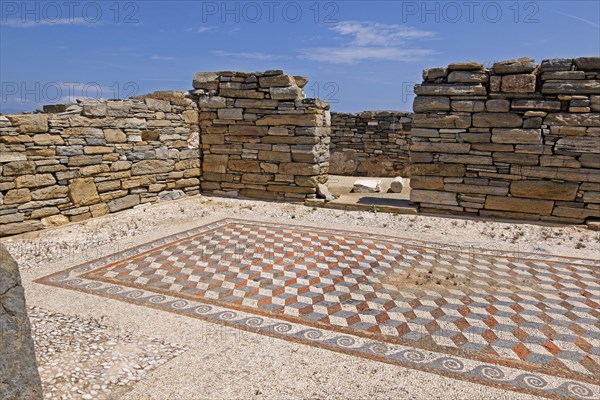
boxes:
[1,0,599,114]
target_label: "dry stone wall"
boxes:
[192,70,330,201]
[329,111,412,177]
[0,243,43,399]
[410,57,600,223]
[0,94,200,237]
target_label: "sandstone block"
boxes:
[15,174,55,188]
[473,113,522,128]
[107,194,140,212]
[485,195,553,214]
[573,57,600,70]
[414,84,486,96]
[7,114,48,133]
[486,99,510,112]
[68,178,100,206]
[203,154,228,173]
[451,100,485,112]
[510,181,579,201]
[270,86,303,100]
[511,99,561,110]
[259,74,295,87]
[411,190,458,205]
[256,114,321,126]
[413,96,450,112]
[131,160,175,175]
[493,58,536,75]
[218,108,244,120]
[4,189,31,204]
[544,113,600,127]
[227,159,261,173]
[409,163,466,177]
[447,61,483,70]
[2,161,35,175]
[411,142,470,153]
[412,114,471,129]
[447,70,488,83]
[540,58,572,72]
[542,80,600,94]
[491,129,541,144]
[501,74,537,93]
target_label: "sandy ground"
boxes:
[3,194,599,399]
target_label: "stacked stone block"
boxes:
[192,70,330,201]
[0,94,200,237]
[410,57,600,223]
[330,111,412,177]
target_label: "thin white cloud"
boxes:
[1,17,94,28]
[300,47,435,64]
[540,6,600,29]
[302,21,436,64]
[332,21,435,46]
[188,26,215,33]
[212,50,288,60]
[151,55,175,61]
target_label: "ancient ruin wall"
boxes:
[0,95,200,237]
[410,57,600,223]
[0,243,43,399]
[192,70,330,201]
[329,111,412,177]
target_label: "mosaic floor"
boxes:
[36,219,600,399]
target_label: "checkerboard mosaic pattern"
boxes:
[37,219,600,399]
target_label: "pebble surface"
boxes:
[29,307,186,400]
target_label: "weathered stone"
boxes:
[4,189,31,204]
[545,113,600,127]
[555,136,600,153]
[486,99,510,112]
[192,72,219,89]
[510,181,579,201]
[447,71,488,83]
[30,185,69,200]
[270,86,303,100]
[409,163,466,177]
[413,96,450,112]
[279,162,320,176]
[413,114,471,129]
[473,113,523,128]
[2,161,35,176]
[411,190,457,205]
[511,99,561,110]
[218,108,244,120]
[541,71,586,80]
[451,100,485,112]
[414,84,486,96]
[104,129,126,143]
[227,160,261,173]
[259,74,295,87]
[411,142,470,153]
[6,114,48,133]
[422,67,448,81]
[15,174,56,188]
[0,221,43,236]
[0,243,43,396]
[390,177,407,193]
[493,58,536,75]
[316,183,336,201]
[352,179,381,193]
[131,160,175,175]
[447,61,484,70]
[107,194,140,212]
[68,178,100,206]
[542,81,600,94]
[573,57,600,70]
[256,114,321,126]
[294,76,309,88]
[491,129,542,144]
[540,58,572,72]
[485,195,554,214]
[501,74,537,93]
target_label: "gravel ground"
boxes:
[30,307,186,400]
[4,194,599,400]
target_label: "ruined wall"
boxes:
[0,95,200,237]
[329,111,412,177]
[193,70,330,201]
[0,243,43,399]
[410,57,600,223]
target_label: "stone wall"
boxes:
[410,57,600,223]
[0,243,43,399]
[192,70,330,201]
[0,94,200,237]
[329,111,412,177]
